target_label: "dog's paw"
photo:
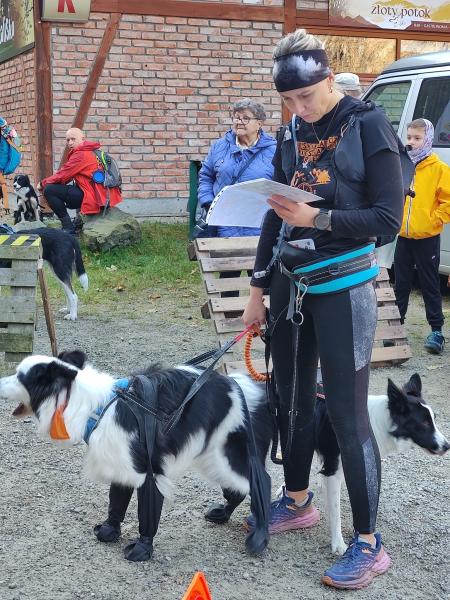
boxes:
[59,307,69,313]
[331,537,348,555]
[204,502,231,524]
[94,521,121,543]
[124,536,154,562]
[63,313,77,321]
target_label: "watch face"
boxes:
[315,210,330,229]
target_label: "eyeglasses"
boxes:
[232,115,259,125]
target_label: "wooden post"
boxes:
[37,261,58,357]
[281,0,297,123]
[34,2,53,211]
[20,54,37,187]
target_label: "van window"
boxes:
[365,81,411,131]
[413,77,450,147]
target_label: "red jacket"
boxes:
[41,140,122,215]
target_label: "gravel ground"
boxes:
[0,286,449,600]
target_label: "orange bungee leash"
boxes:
[244,326,269,382]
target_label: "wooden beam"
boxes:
[91,0,284,23]
[59,12,121,168]
[282,0,298,122]
[34,2,53,184]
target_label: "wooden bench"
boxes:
[0,233,41,364]
[194,236,411,373]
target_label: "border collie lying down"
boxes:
[13,174,42,223]
[276,374,449,555]
[14,227,88,320]
[0,351,272,562]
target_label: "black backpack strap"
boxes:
[230,145,264,185]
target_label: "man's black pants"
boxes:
[394,235,444,330]
[43,183,83,221]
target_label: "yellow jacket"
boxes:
[400,153,450,239]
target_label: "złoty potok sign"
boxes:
[0,0,34,63]
[330,0,450,33]
[41,0,91,22]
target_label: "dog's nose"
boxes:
[442,440,450,454]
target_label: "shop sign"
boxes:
[330,0,450,33]
[41,0,91,22]
[0,0,34,63]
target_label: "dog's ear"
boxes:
[403,372,422,397]
[47,360,79,382]
[58,350,87,370]
[387,378,410,416]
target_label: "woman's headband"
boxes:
[272,49,331,92]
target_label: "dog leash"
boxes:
[164,324,257,434]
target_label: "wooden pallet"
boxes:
[194,236,411,373]
[0,233,41,363]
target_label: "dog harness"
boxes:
[83,378,129,444]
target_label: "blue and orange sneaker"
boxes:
[245,487,320,534]
[322,533,391,590]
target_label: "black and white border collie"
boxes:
[13,174,42,223]
[14,227,88,320]
[0,351,272,561]
[278,374,449,555]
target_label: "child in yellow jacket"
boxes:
[394,118,450,354]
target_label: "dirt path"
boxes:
[0,287,449,600]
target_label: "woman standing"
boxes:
[197,99,276,238]
[243,29,405,589]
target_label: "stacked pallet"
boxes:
[0,233,41,364]
[194,236,411,374]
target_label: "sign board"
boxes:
[0,0,34,63]
[41,0,91,22]
[329,0,450,33]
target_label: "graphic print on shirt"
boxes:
[291,136,338,194]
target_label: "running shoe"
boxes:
[322,533,391,590]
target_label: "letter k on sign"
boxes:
[58,0,75,12]
[41,0,91,22]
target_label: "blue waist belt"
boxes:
[280,243,378,299]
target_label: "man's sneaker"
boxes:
[424,331,445,354]
[245,487,319,534]
[322,533,391,590]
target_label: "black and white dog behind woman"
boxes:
[13,174,42,223]
[19,227,88,320]
[0,351,272,561]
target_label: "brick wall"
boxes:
[0,50,37,187]
[51,14,283,205]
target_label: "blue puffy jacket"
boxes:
[198,129,276,237]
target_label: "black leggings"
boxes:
[43,183,83,220]
[270,269,381,534]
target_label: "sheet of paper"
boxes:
[206,178,323,228]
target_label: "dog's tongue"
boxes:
[49,405,70,440]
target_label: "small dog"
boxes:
[1,351,272,561]
[13,174,42,224]
[277,374,449,555]
[17,227,88,320]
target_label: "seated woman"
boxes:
[37,128,122,234]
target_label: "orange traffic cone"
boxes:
[182,571,212,600]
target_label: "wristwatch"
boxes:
[313,209,332,230]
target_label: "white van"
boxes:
[363,51,450,277]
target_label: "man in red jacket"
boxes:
[37,128,122,233]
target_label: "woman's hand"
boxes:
[268,194,319,227]
[243,287,266,328]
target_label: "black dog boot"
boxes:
[94,520,121,543]
[204,502,233,524]
[123,536,154,562]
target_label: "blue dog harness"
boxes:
[83,378,129,445]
